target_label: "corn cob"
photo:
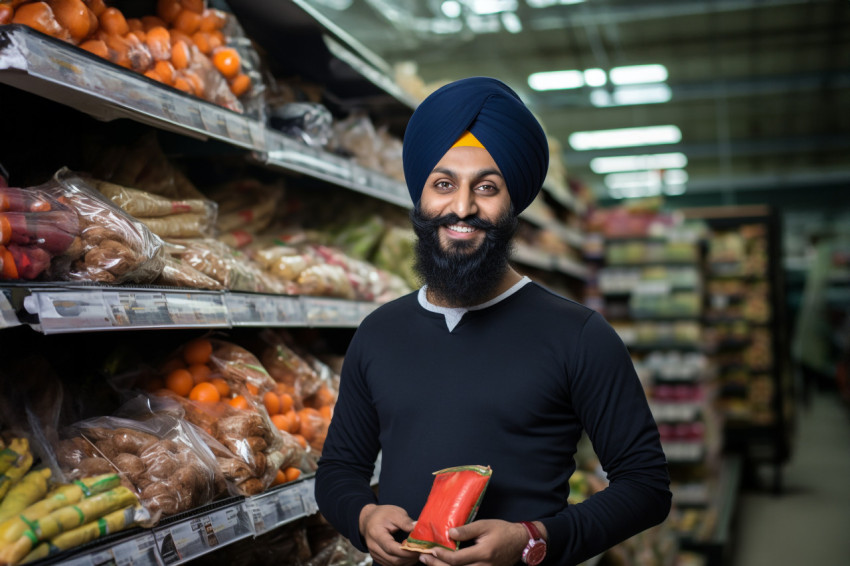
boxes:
[0,474,121,547]
[20,504,144,564]
[0,486,137,566]
[0,441,32,501]
[0,469,51,524]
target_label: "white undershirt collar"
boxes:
[418,276,532,332]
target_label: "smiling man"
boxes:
[315,77,671,566]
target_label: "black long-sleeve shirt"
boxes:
[316,283,671,565]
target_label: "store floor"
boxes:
[730,390,850,565]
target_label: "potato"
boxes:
[112,428,158,455]
[77,456,114,476]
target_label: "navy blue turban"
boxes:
[402,77,549,215]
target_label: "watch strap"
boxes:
[520,521,543,541]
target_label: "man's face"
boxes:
[411,145,518,307]
[419,146,512,254]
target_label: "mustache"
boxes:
[409,210,499,234]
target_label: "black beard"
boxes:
[410,205,518,308]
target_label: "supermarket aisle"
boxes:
[730,390,850,565]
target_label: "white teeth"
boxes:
[447,224,476,233]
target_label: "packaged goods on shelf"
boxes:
[1,169,166,284]
[5,0,265,113]
[326,112,405,183]
[55,408,219,521]
[134,337,305,495]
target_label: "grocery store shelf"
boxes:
[56,476,317,566]
[0,25,412,211]
[3,283,379,334]
[512,244,589,280]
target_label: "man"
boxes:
[315,77,671,566]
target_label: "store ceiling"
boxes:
[290,0,850,207]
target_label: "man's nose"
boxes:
[449,185,478,219]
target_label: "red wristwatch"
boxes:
[520,521,547,566]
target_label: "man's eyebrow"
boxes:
[430,167,504,179]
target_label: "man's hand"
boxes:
[419,520,529,566]
[359,503,420,566]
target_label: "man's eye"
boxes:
[475,184,497,193]
[435,181,453,190]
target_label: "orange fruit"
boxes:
[145,25,171,61]
[227,395,249,410]
[272,469,286,486]
[297,408,321,441]
[187,363,211,383]
[199,9,226,32]
[99,7,129,36]
[144,69,164,82]
[292,434,307,449]
[229,73,251,97]
[189,381,220,403]
[156,0,181,23]
[278,393,294,414]
[245,382,259,397]
[212,47,240,79]
[12,2,69,40]
[172,8,201,34]
[86,0,107,17]
[79,39,109,58]
[319,405,333,420]
[263,391,280,415]
[170,40,190,70]
[165,368,194,397]
[0,5,13,25]
[126,17,143,31]
[173,76,193,94]
[286,409,300,434]
[154,59,175,84]
[160,357,185,374]
[191,31,211,54]
[49,0,92,43]
[270,413,290,432]
[284,467,301,482]
[142,15,167,31]
[182,0,205,14]
[184,71,204,97]
[183,338,212,365]
[210,377,230,397]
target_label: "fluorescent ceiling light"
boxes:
[528,70,584,91]
[569,125,682,150]
[605,169,688,199]
[527,0,585,6]
[466,14,502,33]
[590,152,688,174]
[441,0,462,17]
[663,169,689,185]
[469,0,517,15]
[583,68,607,87]
[610,64,668,85]
[590,84,672,107]
[501,11,523,33]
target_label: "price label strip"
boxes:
[63,533,161,566]
[303,298,362,327]
[166,293,229,327]
[0,290,20,329]
[225,294,304,326]
[30,290,112,334]
[103,291,173,328]
[155,505,253,565]
[247,479,316,536]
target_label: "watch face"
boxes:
[524,542,547,566]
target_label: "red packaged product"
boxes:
[402,465,492,553]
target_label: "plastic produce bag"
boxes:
[23,168,167,285]
[142,338,302,495]
[402,465,492,553]
[268,102,333,147]
[54,407,219,523]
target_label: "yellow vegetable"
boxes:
[0,441,33,501]
[21,505,143,564]
[0,487,137,566]
[0,474,121,547]
[0,439,28,476]
[0,469,50,524]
